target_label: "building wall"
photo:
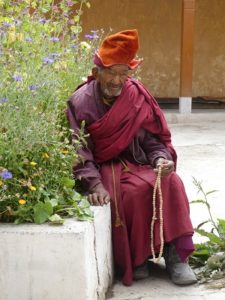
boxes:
[193,0,225,97]
[81,0,225,98]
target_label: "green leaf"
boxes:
[196,220,209,230]
[196,229,222,245]
[49,198,58,207]
[72,191,83,202]
[218,218,225,235]
[67,209,75,216]
[73,15,80,23]
[218,219,225,230]
[78,198,90,209]
[206,190,218,196]
[61,177,75,188]
[48,214,64,225]
[33,201,53,224]
[77,214,93,221]
[190,199,207,205]
[193,248,210,256]
[191,199,210,209]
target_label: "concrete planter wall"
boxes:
[0,204,113,300]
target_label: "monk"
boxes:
[66,29,197,286]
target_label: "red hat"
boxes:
[93,29,142,70]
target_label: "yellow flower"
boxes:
[29,185,37,191]
[42,152,50,159]
[0,180,3,186]
[30,161,37,166]
[61,149,69,155]
[54,61,67,71]
[18,199,26,205]
[8,25,16,32]
[17,33,24,42]
[8,31,16,43]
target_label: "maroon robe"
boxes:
[66,77,194,286]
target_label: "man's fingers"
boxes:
[104,194,110,204]
[92,193,101,205]
[88,194,93,205]
[88,192,110,206]
[98,194,105,206]
[88,193,100,206]
[154,161,174,177]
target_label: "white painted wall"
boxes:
[0,204,113,300]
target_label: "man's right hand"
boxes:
[88,183,110,206]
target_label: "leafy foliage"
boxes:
[190,178,225,283]
[0,0,100,224]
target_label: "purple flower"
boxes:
[25,37,33,43]
[67,0,74,6]
[71,44,78,49]
[15,19,21,26]
[12,74,23,81]
[39,18,47,24]
[43,57,54,64]
[49,37,59,42]
[85,34,95,40]
[0,170,13,179]
[85,31,99,39]
[29,84,38,91]
[49,52,60,58]
[2,21,11,27]
[0,97,8,103]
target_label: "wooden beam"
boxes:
[180,0,195,97]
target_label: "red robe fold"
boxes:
[88,78,177,164]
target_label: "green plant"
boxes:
[0,0,101,224]
[190,178,225,283]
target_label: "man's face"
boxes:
[94,65,130,99]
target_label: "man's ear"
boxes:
[92,67,99,79]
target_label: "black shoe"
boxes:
[133,261,149,280]
[164,244,197,285]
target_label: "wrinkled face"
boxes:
[93,64,130,99]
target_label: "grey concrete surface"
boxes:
[107,112,225,300]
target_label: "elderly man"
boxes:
[66,29,197,286]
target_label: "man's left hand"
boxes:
[154,158,174,176]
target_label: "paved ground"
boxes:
[106,111,225,300]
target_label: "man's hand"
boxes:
[154,158,174,177]
[88,183,110,206]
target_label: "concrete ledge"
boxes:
[164,110,225,124]
[0,204,113,300]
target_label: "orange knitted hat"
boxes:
[93,29,142,69]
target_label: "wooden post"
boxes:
[179,0,195,113]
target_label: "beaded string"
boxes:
[150,166,164,263]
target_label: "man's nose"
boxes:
[111,74,121,84]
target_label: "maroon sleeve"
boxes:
[66,101,102,192]
[142,131,173,167]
